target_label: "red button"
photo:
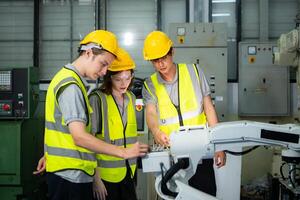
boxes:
[3,104,10,111]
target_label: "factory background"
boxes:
[0,0,299,199]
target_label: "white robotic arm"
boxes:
[273,28,300,89]
[142,120,300,200]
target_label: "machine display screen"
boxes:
[0,70,12,91]
[248,46,257,55]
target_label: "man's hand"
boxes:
[123,142,149,159]
[33,155,46,175]
[153,130,170,146]
[214,151,226,168]
[145,104,169,146]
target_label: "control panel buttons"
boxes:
[2,104,10,111]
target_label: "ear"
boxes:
[171,48,175,56]
[85,48,93,58]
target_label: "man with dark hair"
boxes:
[142,31,226,196]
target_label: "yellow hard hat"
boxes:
[80,30,119,57]
[108,48,135,71]
[143,31,173,60]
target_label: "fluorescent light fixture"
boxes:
[212,0,236,3]
[212,13,231,17]
[124,32,134,46]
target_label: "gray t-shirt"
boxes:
[54,63,93,183]
[142,64,211,113]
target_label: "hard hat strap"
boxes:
[80,43,103,51]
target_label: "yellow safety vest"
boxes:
[45,67,96,176]
[144,63,207,136]
[91,90,137,183]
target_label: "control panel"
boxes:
[169,23,228,121]
[0,67,39,119]
[238,42,290,116]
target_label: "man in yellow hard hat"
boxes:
[35,30,148,200]
[90,48,138,200]
[142,31,226,196]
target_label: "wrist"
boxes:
[118,147,127,159]
[152,129,160,137]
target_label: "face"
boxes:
[86,50,115,80]
[111,70,133,94]
[150,52,174,76]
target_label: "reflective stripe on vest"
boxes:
[158,109,203,126]
[45,145,96,161]
[145,63,207,136]
[45,67,96,176]
[45,121,69,134]
[97,158,136,168]
[92,91,137,183]
[102,137,137,146]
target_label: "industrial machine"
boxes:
[0,67,39,119]
[239,41,290,116]
[169,23,228,122]
[0,67,44,200]
[273,27,300,200]
[131,77,145,133]
[142,121,300,200]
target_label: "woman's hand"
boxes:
[93,175,107,200]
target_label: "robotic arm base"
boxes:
[154,176,219,200]
[175,181,218,200]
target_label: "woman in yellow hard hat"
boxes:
[89,48,138,200]
[34,31,148,200]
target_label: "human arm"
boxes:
[142,82,169,146]
[34,127,147,168]
[93,169,107,200]
[59,84,148,159]
[145,103,169,146]
[69,121,148,159]
[203,95,226,168]
[203,95,218,127]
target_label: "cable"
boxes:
[161,158,189,197]
[160,162,165,178]
[288,167,300,188]
[224,146,260,156]
[280,162,288,180]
